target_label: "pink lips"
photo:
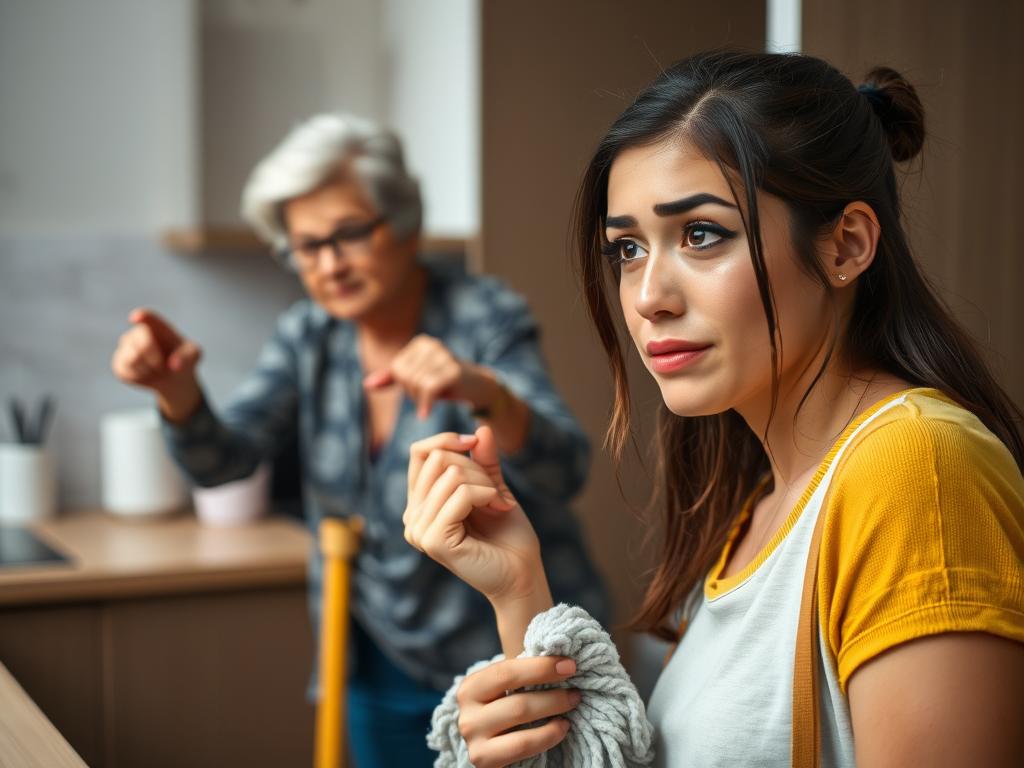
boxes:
[645,339,710,374]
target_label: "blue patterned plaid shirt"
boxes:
[162,261,609,690]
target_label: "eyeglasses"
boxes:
[279,216,386,271]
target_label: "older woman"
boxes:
[110,114,607,766]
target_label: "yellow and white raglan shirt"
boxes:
[646,388,1024,767]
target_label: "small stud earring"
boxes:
[834,273,848,281]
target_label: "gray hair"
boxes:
[240,113,422,252]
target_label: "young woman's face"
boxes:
[283,176,418,321]
[607,139,830,419]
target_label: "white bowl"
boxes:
[192,464,270,528]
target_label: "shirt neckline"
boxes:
[704,386,946,599]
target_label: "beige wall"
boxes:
[481,2,1022,633]
[479,1,766,626]
[804,0,1024,408]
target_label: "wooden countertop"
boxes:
[0,662,87,768]
[0,511,312,607]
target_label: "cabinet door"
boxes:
[0,604,105,766]
[106,587,314,768]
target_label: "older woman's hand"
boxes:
[363,333,499,419]
[111,308,203,422]
[454,656,579,768]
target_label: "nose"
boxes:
[313,242,349,274]
[633,248,686,321]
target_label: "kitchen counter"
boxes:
[0,661,87,768]
[0,510,312,606]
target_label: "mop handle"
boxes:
[315,516,363,768]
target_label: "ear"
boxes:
[820,202,880,288]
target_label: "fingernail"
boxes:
[555,660,576,675]
[459,434,477,443]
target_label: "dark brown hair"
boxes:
[572,50,1024,641]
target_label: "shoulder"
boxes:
[829,389,1024,515]
[820,389,1024,689]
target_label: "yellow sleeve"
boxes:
[818,398,1024,693]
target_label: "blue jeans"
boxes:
[347,623,445,767]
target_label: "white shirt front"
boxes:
[646,395,912,766]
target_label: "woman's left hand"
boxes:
[363,334,497,419]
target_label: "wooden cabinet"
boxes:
[0,605,104,764]
[0,513,315,767]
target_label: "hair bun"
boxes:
[859,66,926,162]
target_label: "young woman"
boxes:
[110,114,607,767]
[402,51,1024,767]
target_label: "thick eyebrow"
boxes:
[605,192,737,231]
[653,192,736,217]
[604,215,637,229]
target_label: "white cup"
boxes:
[0,443,58,524]
[192,463,270,527]
[101,409,188,518]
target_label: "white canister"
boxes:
[0,443,57,524]
[101,409,188,518]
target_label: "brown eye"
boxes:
[683,223,729,251]
[686,227,718,247]
[619,241,647,262]
[601,239,648,265]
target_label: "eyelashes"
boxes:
[602,221,739,265]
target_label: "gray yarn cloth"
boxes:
[428,604,655,767]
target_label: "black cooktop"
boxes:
[0,526,71,568]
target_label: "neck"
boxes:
[734,341,904,493]
[357,264,428,350]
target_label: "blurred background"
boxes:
[1,1,1021,766]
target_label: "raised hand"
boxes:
[363,333,497,419]
[111,308,203,421]
[404,425,545,604]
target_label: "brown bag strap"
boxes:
[791,500,829,768]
